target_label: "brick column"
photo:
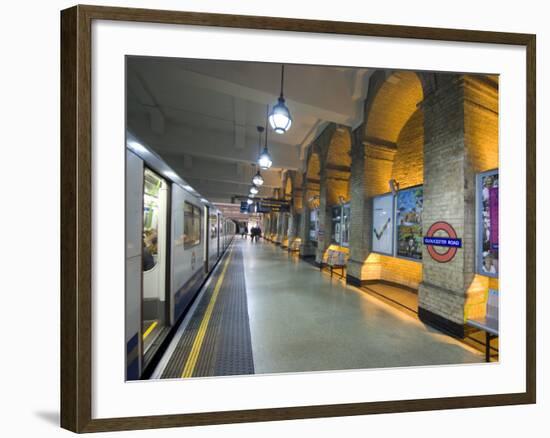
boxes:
[299,181,316,258]
[346,127,368,284]
[283,211,293,248]
[277,212,288,246]
[346,128,397,285]
[262,215,269,240]
[315,167,331,265]
[272,212,280,243]
[268,212,276,241]
[418,75,474,338]
[290,182,303,250]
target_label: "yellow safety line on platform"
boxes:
[181,247,233,378]
[142,320,158,340]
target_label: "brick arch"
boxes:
[306,151,320,181]
[365,71,424,145]
[391,107,424,188]
[284,170,302,212]
[284,174,292,200]
[325,127,352,205]
[359,70,426,289]
[305,150,321,208]
[325,127,352,168]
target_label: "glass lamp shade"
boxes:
[268,96,292,134]
[258,147,273,169]
[252,171,264,186]
[246,198,253,205]
[250,185,259,195]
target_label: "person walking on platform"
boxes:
[251,226,261,242]
[241,225,248,239]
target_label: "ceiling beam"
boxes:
[233,98,246,149]
[129,114,302,170]
[134,63,355,127]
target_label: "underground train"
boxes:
[125,133,236,380]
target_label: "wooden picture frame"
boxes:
[60,4,536,433]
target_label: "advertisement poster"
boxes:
[309,208,319,242]
[332,206,342,244]
[372,194,394,255]
[396,186,423,260]
[341,204,351,247]
[478,170,499,276]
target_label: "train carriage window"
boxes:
[143,169,162,271]
[184,202,202,248]
[209,214,218,239]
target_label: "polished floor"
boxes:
[153,238,482,379]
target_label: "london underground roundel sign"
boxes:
[423,222,462,263]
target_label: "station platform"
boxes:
[151,239,483,379]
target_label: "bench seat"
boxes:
[465,289,499,362]
[466,317,498,337]
[320,249,348,278]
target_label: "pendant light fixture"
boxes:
[258,104,273,169]
[249,185,259,195]
[252,171,264,186]
[252,126,265,186]
[246,197,253,205]
[268,64,292,134]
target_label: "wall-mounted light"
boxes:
[389,179,400,195]
[269,64,292,134]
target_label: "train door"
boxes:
[217,213,221,257]
[141,168,169,367]
[204,205,209,273]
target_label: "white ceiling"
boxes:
[126,56,370,205]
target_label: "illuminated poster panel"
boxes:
[341,203,351,247]
[372,194,394,255]
[395,186,423,260]
[477,169,499,277]
[309,208,319,242]
[331,206,342,244]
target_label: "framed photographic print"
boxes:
[60,4,536,433]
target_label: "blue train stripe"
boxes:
[126,332,139,355]
[126,357,139,381]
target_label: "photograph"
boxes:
[124,56,500,381]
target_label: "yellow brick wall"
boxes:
[364,152,394,197]
[377,107,424,289]
[366,71,423,143]
[391,108,424,188]
[327,177,349,206]
[379,255,423,289]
